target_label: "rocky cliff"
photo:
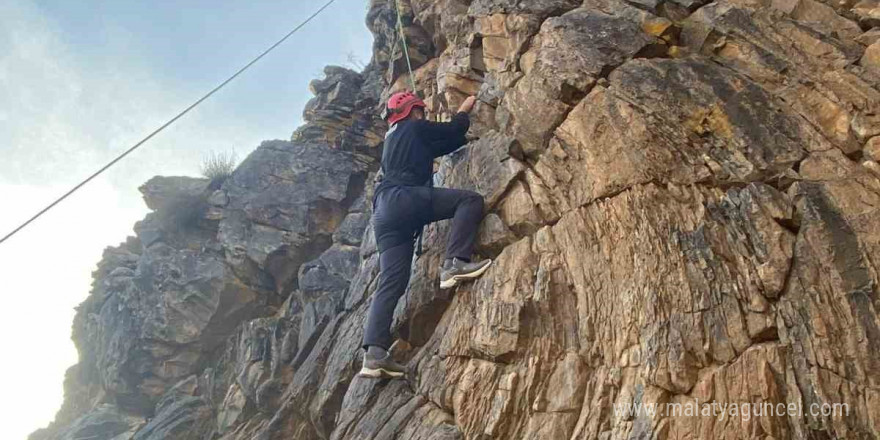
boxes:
[31,0,880,438]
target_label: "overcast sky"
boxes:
[0,1,372,438]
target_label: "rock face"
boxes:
[31,0,880,439]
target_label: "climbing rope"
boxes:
[391,0,425,348]
[393,2,429,259]
[0,0,340,247]
[393,0,418,93]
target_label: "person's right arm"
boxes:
[417,96,477,158]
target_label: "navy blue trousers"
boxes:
[362,186,483,349]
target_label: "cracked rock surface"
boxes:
[31,0,880,439]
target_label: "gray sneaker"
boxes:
[439,258,493,290]
[358,351,407,379]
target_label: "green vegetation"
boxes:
[200,150,238,181]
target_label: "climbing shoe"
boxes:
[439,258,492,290]
[358,347,407,379]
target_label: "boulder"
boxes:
[218,140,371,292]
[504,7,656,156]
[139,176,210,212]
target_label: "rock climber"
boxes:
[359,91,492,379]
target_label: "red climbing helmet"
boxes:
[386,91,426,125]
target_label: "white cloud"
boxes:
[0,2,265,187]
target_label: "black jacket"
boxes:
[371,112,471,252]
[375,112,470,197]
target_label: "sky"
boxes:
[0,1,373,438]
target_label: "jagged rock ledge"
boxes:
[32,0,880,439]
